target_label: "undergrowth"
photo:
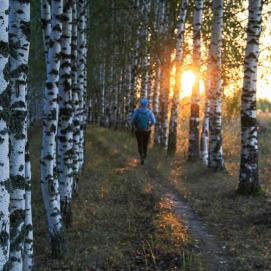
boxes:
[31,125,205,270]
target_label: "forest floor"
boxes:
[31,113,271,271]
[31,125,205,270]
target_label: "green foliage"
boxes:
[28,1,45,117]
[257,98,271,112]
[222,89,241,119]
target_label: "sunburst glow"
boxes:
[180,70,205,99]
[181,70,195,98]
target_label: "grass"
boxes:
[30,125,204,270]
[30,110,271,270]
[150,110,271,271]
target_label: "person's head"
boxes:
[140,98,149,108]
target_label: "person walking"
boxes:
[131,98,156,165]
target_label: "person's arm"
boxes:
[148,110,156,126]
[130,109,138,126]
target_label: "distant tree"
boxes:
[208,0,224,170]
[157,1,173,148]
[257,99,271,112]
[188,0,204,160]
[168,0,189,153]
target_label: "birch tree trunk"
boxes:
[99,60,105,126]
[140,1,150,100]
[238,0,263,194]
[71,0,80,195]
[208,0,224,170]
[0,0,10,268]
[129,35,139,119]
[23,139,33,271]
[77,0,87,172]
[168,0,188,153]
[58,0,74,226]
[159,59,170,148]
[200,84,210,165]
[9,0,31,269]
[41,0,51,64]
[188,0,204,160]
[156,0,170,148]
[153,64,161,143]
[40,0,66,258]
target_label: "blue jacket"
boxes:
[131,107,156,130]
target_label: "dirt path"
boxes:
[145,164,230,271]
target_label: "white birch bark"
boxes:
[0,0,10,268]
[77,0,87,172]
[40,0,66,258]
[168,0,188,153]
[40,0,51,64]
[200,82,210,165]
[238,0,263,194]
[9,0,31,269]
[154,0,168,146]
[99,60,105,125]
[23,139,33,271]
[129,36,139,119]
[141,19,150,100]
[71,0,80,195]
[157,1,171,148]
[58,0,74,226]
[208,0,224,170]
[153,64,161,143]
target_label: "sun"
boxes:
[180,70,195,98]
[179,70,205,99]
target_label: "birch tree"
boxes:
[129,33,139,119]
[153,63,161,143]
[200,80,210,165]
[77,0,87,173]
[40,0,66,257]
[23,140,33,271]
[238,0,263,194]
[9,0,31,268]
[188,0,204,160]
[208,0,224,170]
[156,0,170,148]
[168,0,189,153]
[0,0,10,268]
[58,0,74,226]
[71,0,80,194]
[140,2,151,100]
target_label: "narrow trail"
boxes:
[144,163,231,271]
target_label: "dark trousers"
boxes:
[135,130,151,159]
